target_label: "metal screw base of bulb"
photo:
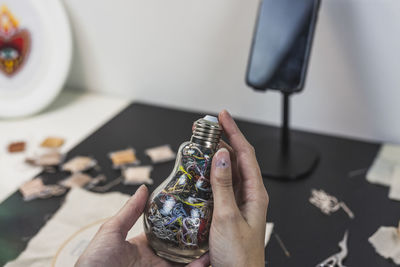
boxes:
[191,117,222,150]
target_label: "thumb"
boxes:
[102,185,149,237]
[211,148,239,217]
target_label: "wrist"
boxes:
[248,248,265,267]
[231,252,264,267]
[249,257,265,267]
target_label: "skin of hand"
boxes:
[75,185,209,267]
[207,110,269,267]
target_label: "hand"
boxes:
[208,110,269,267]
[75,185,209,267]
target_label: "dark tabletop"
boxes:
[0,102,398,266]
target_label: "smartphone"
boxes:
[246,0,320,93]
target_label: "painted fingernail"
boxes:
[215,148,230,168]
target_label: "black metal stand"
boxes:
[255,93,319,180]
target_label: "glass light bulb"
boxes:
[144,116,222,263]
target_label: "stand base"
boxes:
[255,140,319,180]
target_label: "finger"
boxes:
[127,232,147,244]
[211,147,240,218]
[219,140,242,204]
[104,185,148,237]
[218,110,267,224]
[219,140,235,161]
[186,252,210,267]
[219,110,263,186]
[218,110,261,184]
[219,140,238,178]
[218,110,254,156]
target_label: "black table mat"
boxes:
[0,102,398,266]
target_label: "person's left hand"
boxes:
[75,185,210,267]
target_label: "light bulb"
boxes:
[144,115,223,263]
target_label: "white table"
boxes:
[0,89,129,203]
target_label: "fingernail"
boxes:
[223,109,232,119]
[134,184,146,195]
[215,148,230,169]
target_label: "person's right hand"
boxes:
[208,110,269,267]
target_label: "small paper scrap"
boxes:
[91,177,123,192]
[62,156,97,173]
[19,178,66,201]
[389,166,400,201]
[309,189,354,219]
[109,148,139,168]
[265,223,274,247]
[367,144,400,201]
[19,179,45,200]
[26,150,64,167]
[123,166,153,185]
[40,137,65,148]
[368,225,400,265]
[8,141,26,153]
[145,145,176,164]
[85,175,107,190]
[60,173,92,188]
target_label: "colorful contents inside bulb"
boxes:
[145,142,214,250]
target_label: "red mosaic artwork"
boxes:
[0,5,30,77]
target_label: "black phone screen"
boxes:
[246,0,320,93]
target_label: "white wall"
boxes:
[63,0,400,144]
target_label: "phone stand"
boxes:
[246,0,320,180]
[255,93,319,180]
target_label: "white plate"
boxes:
[0,0,72,118]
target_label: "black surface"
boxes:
[246,0,320,92]
[0,102,399,266]
[255,140,319,180]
